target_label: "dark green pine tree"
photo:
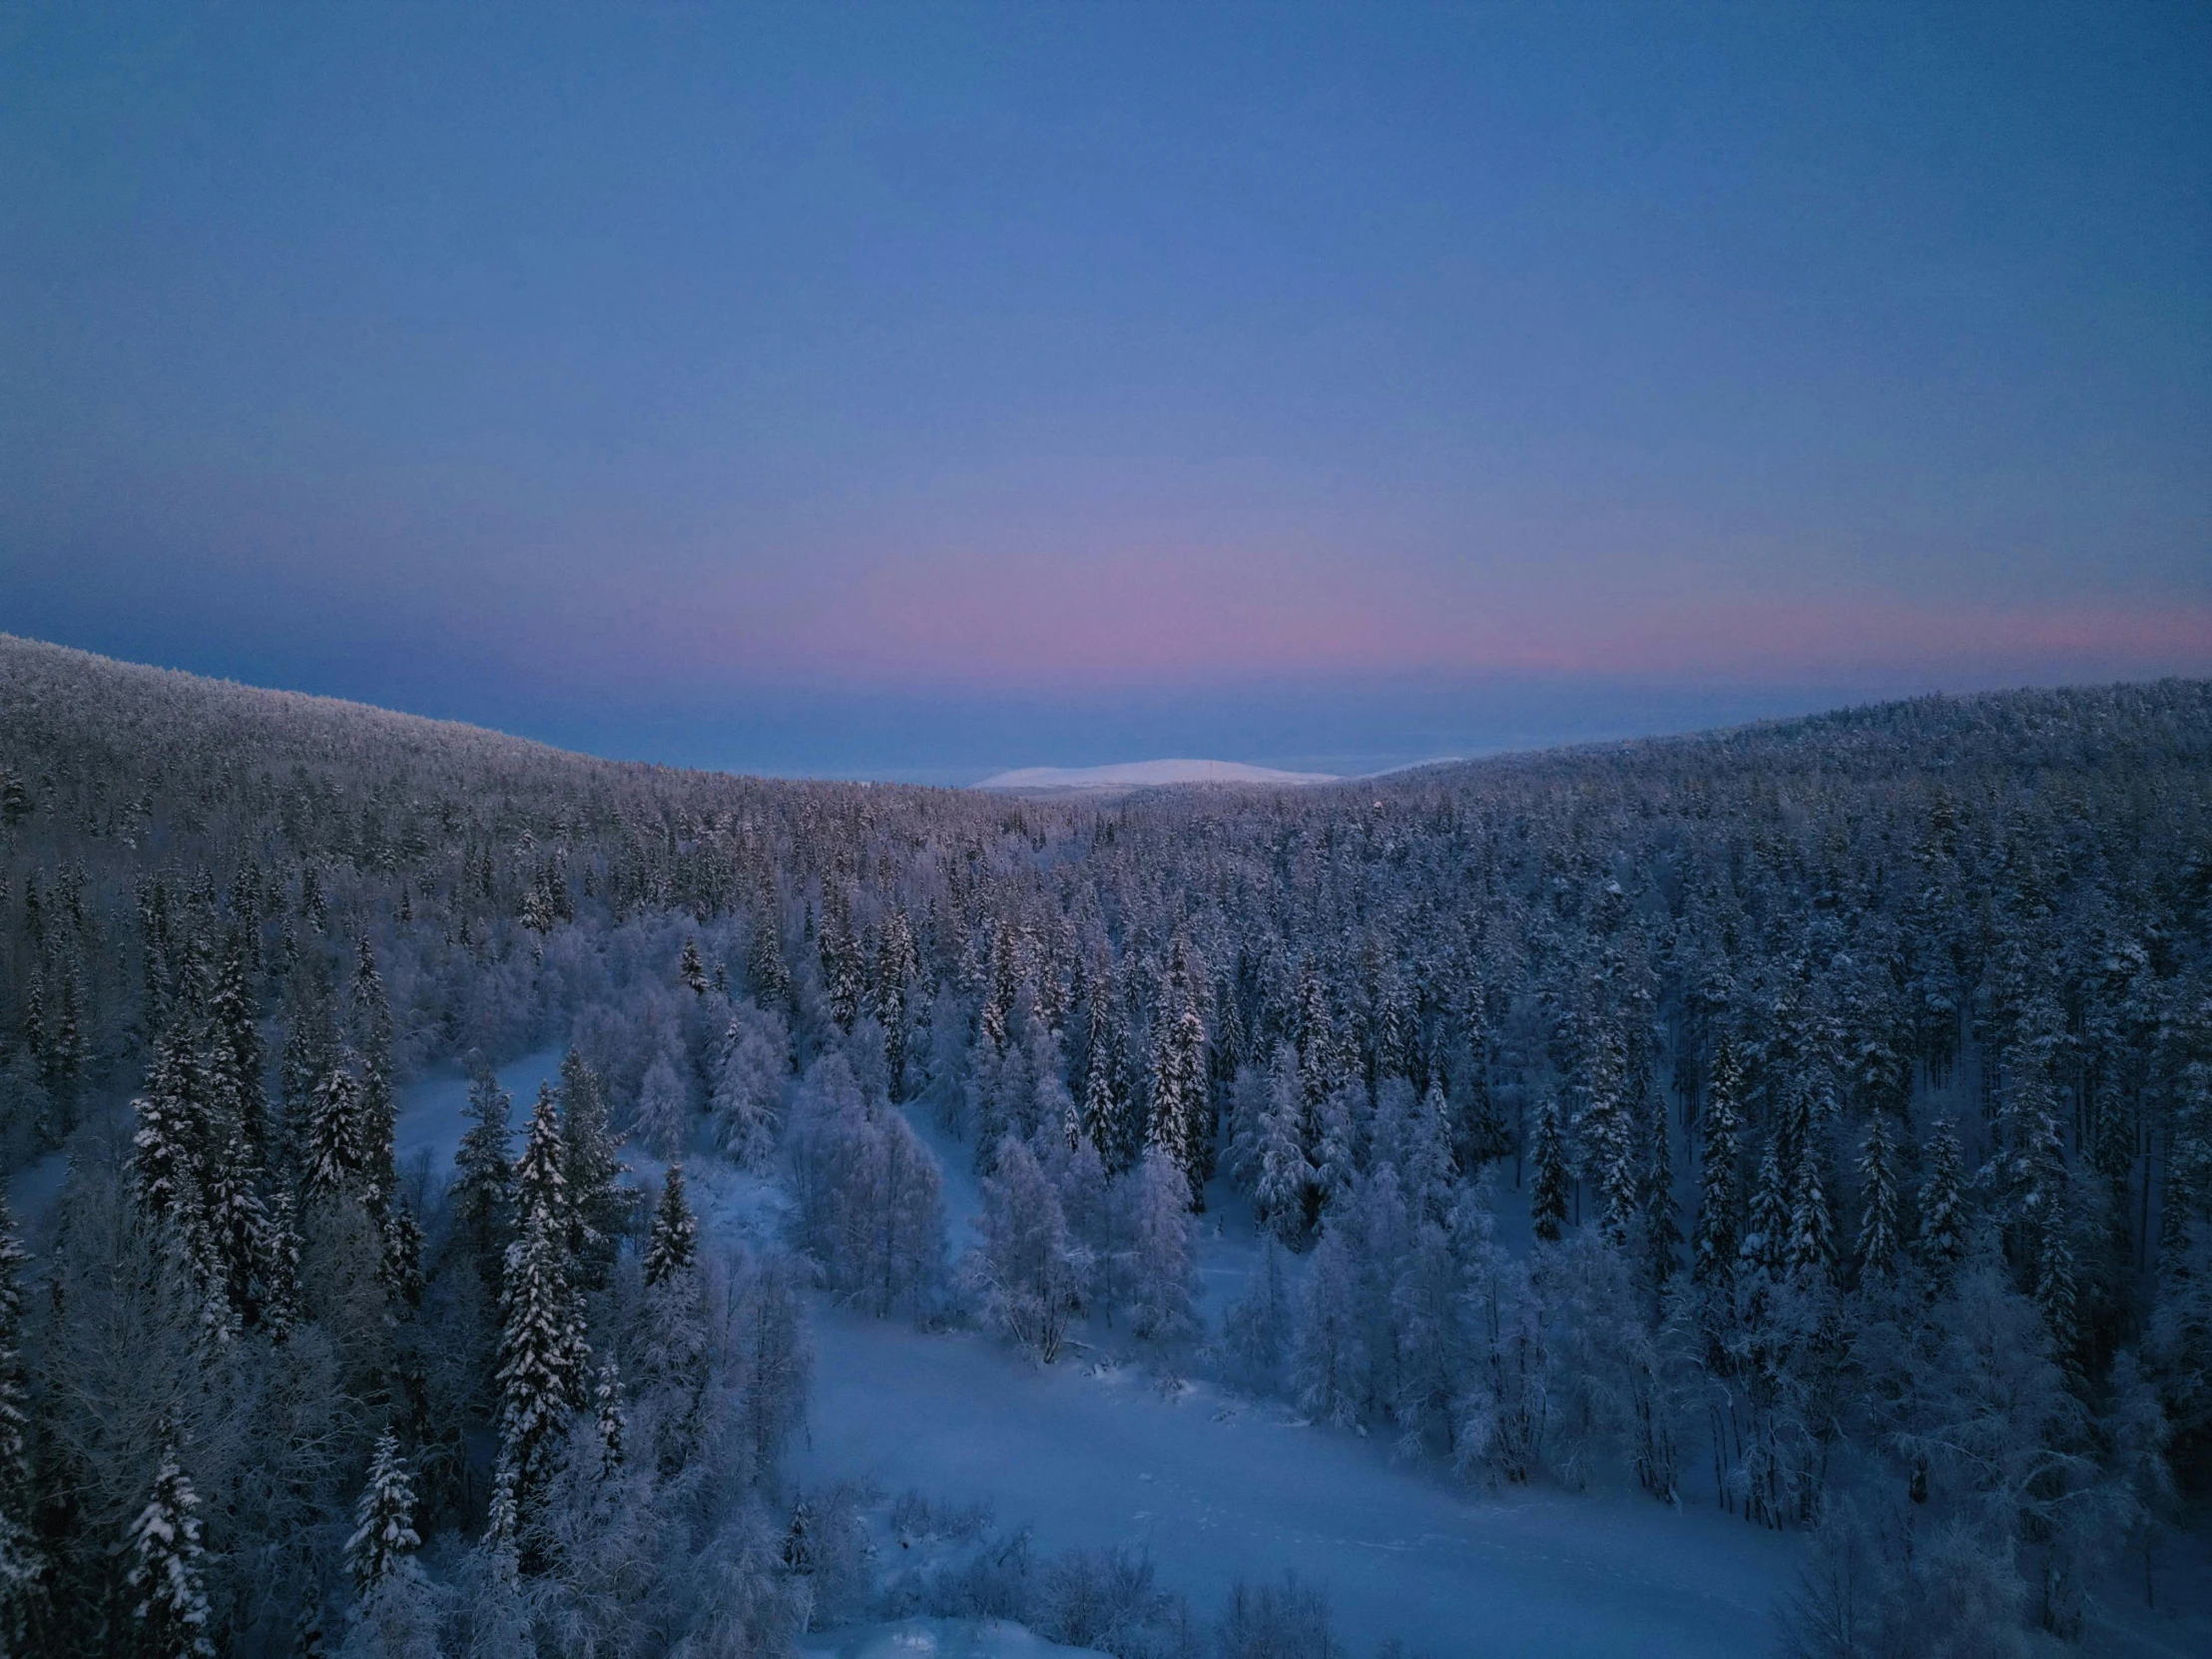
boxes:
[678,936,708,996]
[643,1164,699,1288]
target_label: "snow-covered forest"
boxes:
[1,633,2208,1657]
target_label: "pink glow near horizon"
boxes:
[581,550,2212,693]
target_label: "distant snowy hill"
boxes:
[975,758,1337,791]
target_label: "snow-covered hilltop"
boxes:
[975,759,1336,792]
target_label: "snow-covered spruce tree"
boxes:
[1692,1034,1743,1285]
[378,1194,424,1311]
[1640,1065,1681,1294]
[199,1121,276,1338]
[1742,1136,1790,1280]
[1856,1113,1902,1282]
[592,1362,625,1480]
[872,906,919,1094]
[1528,1087,1570,1244]
[1254,1049,1315,1248]
[126,1449,216,1659]
[1311,1081,1363,1217]
[131,1018,209,1240]
[452,1070,515,1294]
[1145,947,1209,1206]
[512,1082,573,1254]
[1575,1019,1639,1246]
[1080,964,1135,1174]
[492,1169,590,1538]
[205,929,268,1167]
[746,898,795,1012]
[1786,1146,1835,1283]
[349,939,398,1207]
[1125,1145,1198,1345]
[301,1060,370,1210]
[1401,1081,1456,1224]
[1919,1115,1967,1282]
[559,1048,626,1289]
[969,1135,1083,1363]
[643,1164,699,1288]
[346,1430,421,1593]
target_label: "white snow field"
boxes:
[794,1301,1797,1657]
[975,761,1337,791]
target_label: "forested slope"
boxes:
[1,634,2207,1656]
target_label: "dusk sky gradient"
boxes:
[3,3,2207,780]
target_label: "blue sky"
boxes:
[3,3,2206,780]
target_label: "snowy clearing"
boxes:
[792,1299,1799,1657]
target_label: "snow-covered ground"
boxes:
[794,1301,1797,1656]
